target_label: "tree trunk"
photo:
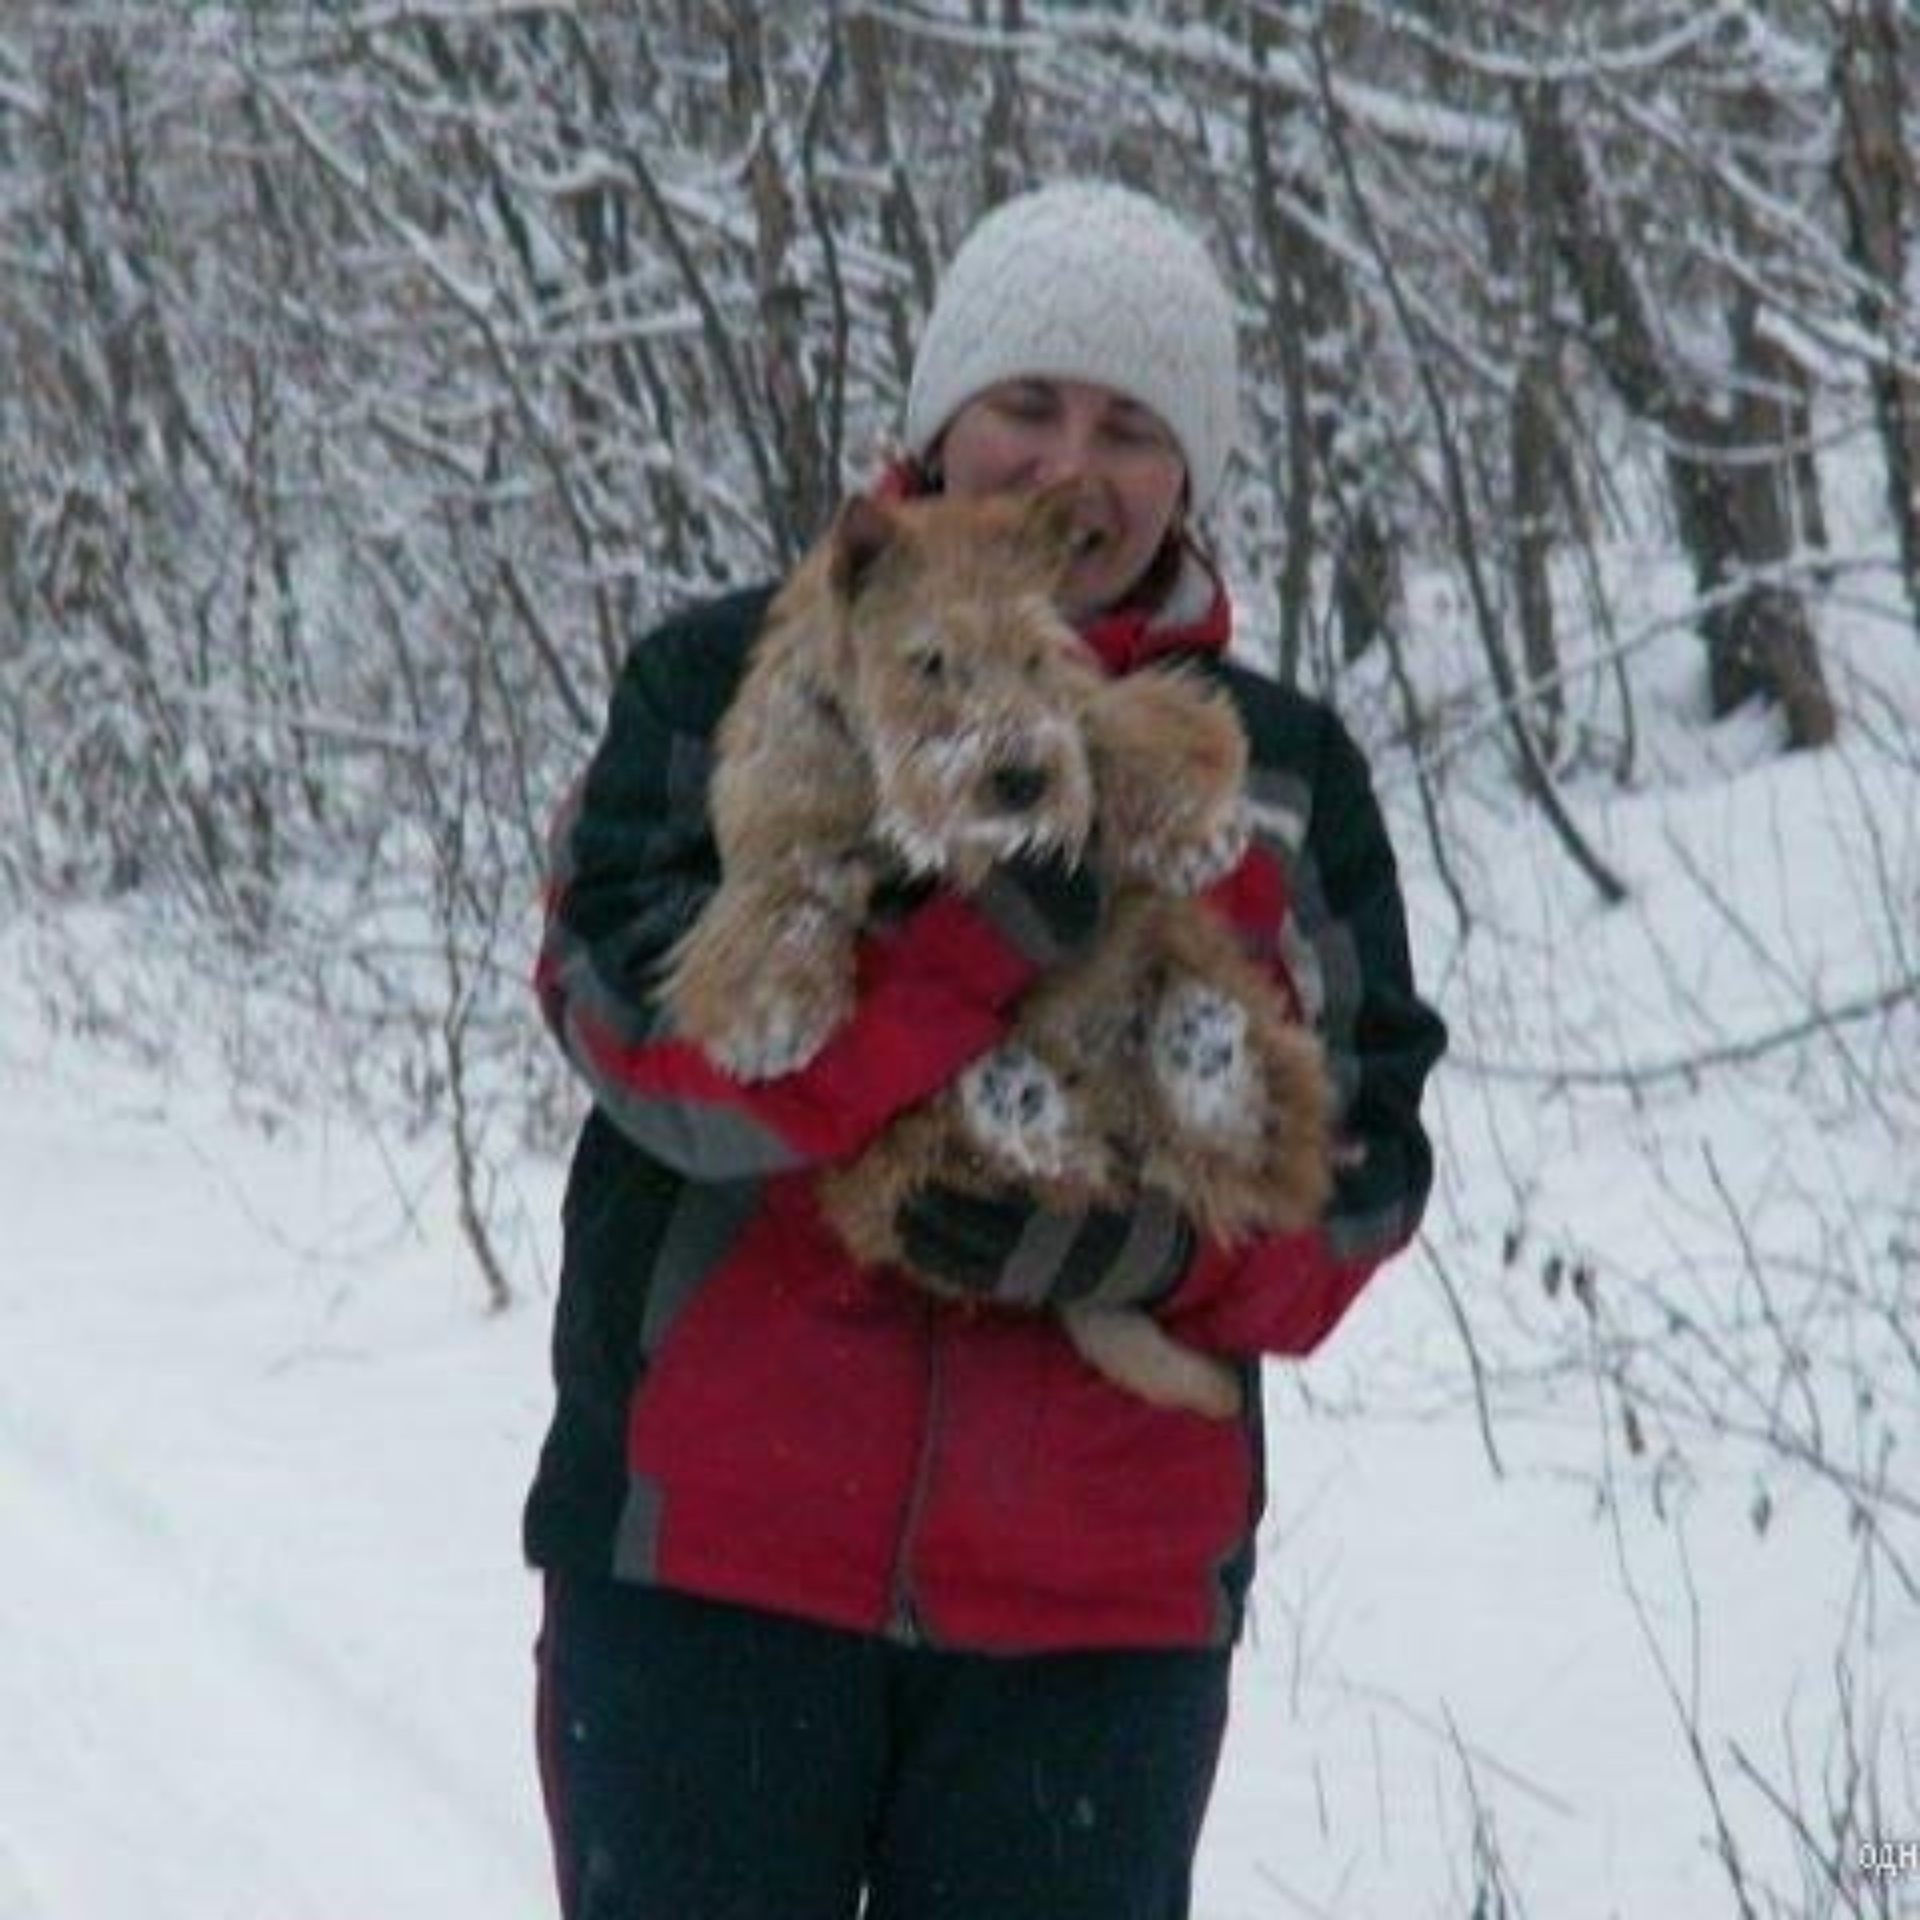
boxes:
[731,1,832,554]
[1245,1,1399,669]
[1509,90,1566,758]
[1525,85,1835,748]
[1834,0,1920,635]
[846,11,936,395]
[1246,4,1315,685]
[978,0,1032,209]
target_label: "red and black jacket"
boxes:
[523,560,1447,1652]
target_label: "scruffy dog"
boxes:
[662,486,1331,1418]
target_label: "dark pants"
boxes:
[535,1574,1231,1920]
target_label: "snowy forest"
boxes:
[1,3,1917,1915]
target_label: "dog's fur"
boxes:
[663,487,1332,1419]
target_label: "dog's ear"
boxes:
[1014,478,1086,580]
[829,495,900,602]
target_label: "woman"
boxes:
[526,180,1446,1920]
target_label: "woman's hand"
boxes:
[894,1184,1195,1309]
[969,850,1103,968]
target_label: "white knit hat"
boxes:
[904,181,1240,512]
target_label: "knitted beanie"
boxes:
[904,181,1240,512]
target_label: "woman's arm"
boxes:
[1156,707,1447,1355]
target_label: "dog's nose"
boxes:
[989,764,1051,812]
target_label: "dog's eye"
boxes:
[910,648,946,683]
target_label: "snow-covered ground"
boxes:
[0,1031,555,1918]
[3,609,1915,1917]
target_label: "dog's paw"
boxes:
[1115,801,1251,896]
[709,998,840,1081]
[1151,982,1257,1136]
[958,1042,1074,1178]
[1163,803,1253,893]
[704,908,852,1081]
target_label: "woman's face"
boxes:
[936,378,1188,620]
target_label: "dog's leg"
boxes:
[1060,1305,1242,1419]
[1142,983,1333,1243]
[1150,979,1261,1139]
[1088,672,1251,896]
[1129,903,1336,1245]
[955,1040,1082,1181]
[663,870,865,1081]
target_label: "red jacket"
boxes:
[524,558,1446,1651]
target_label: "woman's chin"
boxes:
[1061,549,1149,621]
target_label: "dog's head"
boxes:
[819,485,1102,886]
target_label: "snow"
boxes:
[0,1033,557,1918]
[3,614,1915,1916]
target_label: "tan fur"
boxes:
[665,488,1333,1420]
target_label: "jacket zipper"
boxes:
[885,1297,945,1645]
